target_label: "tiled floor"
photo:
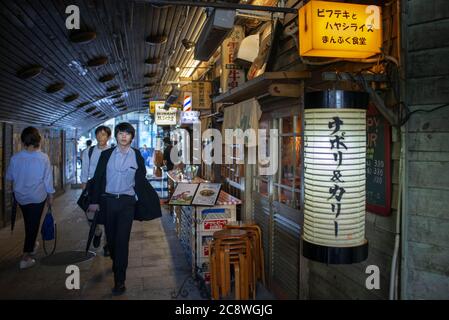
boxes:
[0,188,274,300]
[0,188,203,300]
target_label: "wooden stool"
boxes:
[210,229,252,300]
[224,222,266,293]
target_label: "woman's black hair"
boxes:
[21,127,41,148]
[114,122,135,139]
[95,125,112,137]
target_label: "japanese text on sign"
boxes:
[155,110,177,125]
[299,1,382,58]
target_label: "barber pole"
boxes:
[183,93,192,111]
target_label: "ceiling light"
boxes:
[106,85,120,92]
[99,74,115,83]
[144,72,158,78]
[87,56,108,67]
[69,30,97,44]
[146,35,168,45]
[182,39,195,52]
[46,82,65,94]
[64,93,80,103]
[145,57,161,65]
[180,59,201,78]
[16,65,43,80]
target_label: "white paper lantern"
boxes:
[302,90,368,264]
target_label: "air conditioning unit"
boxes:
[194,9,236,61]
[164,86,181,109]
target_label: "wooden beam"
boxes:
[213,71,311,104]
[268,83,301,97]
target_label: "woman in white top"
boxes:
[6,127,55,269]
[80,125,111,255]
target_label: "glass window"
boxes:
[275,115,302,209]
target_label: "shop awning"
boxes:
[222,98,262,147]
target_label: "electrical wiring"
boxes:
[400,103,449,126]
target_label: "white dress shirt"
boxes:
[106,147,138,196]
[6,150,55,205]
[80,145,110,183]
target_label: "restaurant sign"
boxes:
[180,111,200,124]
[155,108,178,125]
[299,0,382,58]
[149,100,164,114]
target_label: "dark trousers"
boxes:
[103,195,135,283]
[19,201,46,253]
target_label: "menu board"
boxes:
[169,183,199,206]
[366,104,392,216]
[192,183,221,206]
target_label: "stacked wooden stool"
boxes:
[210,222,265,300]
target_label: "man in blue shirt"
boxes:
[80,126,111,256]
[140,144,150,167]
[88,123,161,296]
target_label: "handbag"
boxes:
[77,146,95,216]
[77,180,91,213]
[41,206,57,255]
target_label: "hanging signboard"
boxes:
[366,104,392,216]
[180,111,200,124]
[149,101,164,114]
[299,0,382,58]
[192,82,212,109]
[155,108,178,125]
[248,21,276,80]
[221,25,246,93]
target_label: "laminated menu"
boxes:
[191,183,222,206]
[168,183,199,206]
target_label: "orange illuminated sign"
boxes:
[299,1,382,59]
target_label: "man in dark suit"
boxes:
[88,122,161,296]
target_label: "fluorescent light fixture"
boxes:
[180,59,201,78]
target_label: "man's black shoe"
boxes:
[112,282,126,296]
[103,244,110,257]
[93,232,102,248]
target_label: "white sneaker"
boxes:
[31,241,39,255]
[19,258,36,270]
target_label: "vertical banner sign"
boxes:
[221,25,245,93]
[366,104,391,216]
[192,82,212,109]
[302,91,368,264]
[299,0,382,58]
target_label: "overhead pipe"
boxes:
[138,0,297,13]
[389,132,403,300]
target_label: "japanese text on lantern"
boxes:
[328,116,347,237]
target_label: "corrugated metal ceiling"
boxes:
[0,0,212,131]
